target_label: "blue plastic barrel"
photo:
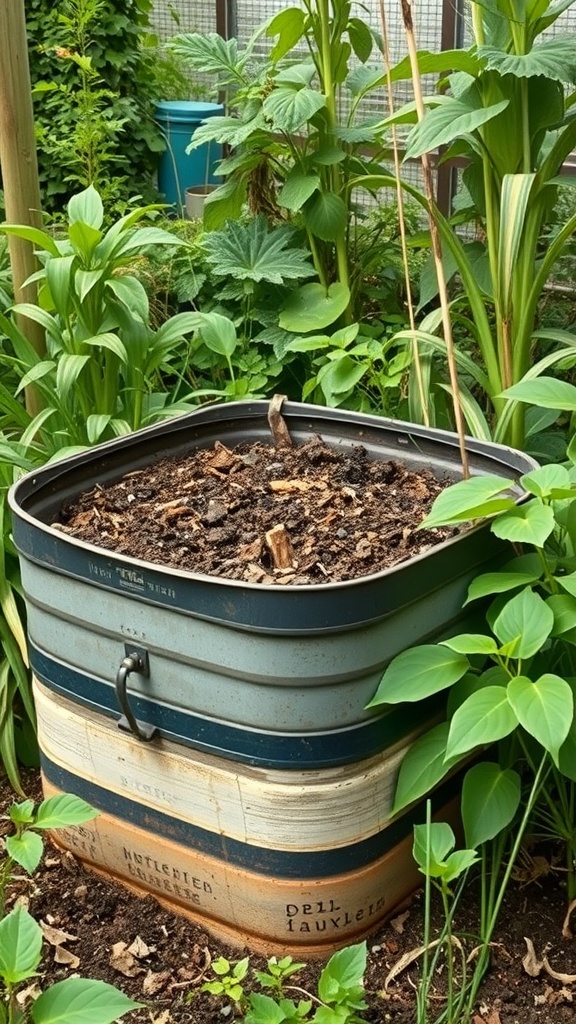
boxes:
[155,101,224,214]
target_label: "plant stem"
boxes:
[466,753,550,1015]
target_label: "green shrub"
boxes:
[25,0,167,215]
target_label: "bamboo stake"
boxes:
[378,0,430,427]
[0,0,46,416]
[399,0,470,478]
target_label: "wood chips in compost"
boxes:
[53,435,455,585]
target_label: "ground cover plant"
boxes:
[1,768,576,1024]
[0,791,140,1024]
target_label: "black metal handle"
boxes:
[115,645,157,742]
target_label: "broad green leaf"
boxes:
[389,48,481,82]
[279,282,350,332]
[405,97,509,161]
[466,569,541,604]
[245,993,296,1024]
[76,268,104,304]
[68,222,103,259]
[311,145,346,166]
[203,218,314,284]
[317,942,366,1002]
[422,475,516,528]
[443,848,479,882]
[196,313,237,359]
[478,37,576,82]
[318,356,365,401]
[267,7,306,61]
[392,723,458,814]
[189,114,266,151]
[278,170,320,212]
[493,588,554,659]
[15,361,56,395]
[106,276,149,322]
[507,674,573,763]
[112,227,184,256]
[9,800,35,825]
[446,687,518,759]
[45,255,75,320]
[34,794,99,829]
[447,667,508,718]
[348,17,373,62]
[86,415,112,444]
[547,594,576,635]
[82,333,128,363]
[274,63,315,87]
[31,978,142,1024]
[263,86,326,134]
[502,376,576,411]
[156,312,204,345]
[204,178,247,230]
[67,185,104,229]
[304,192,348,242]
[56,354,91,402]
[441,634,498,655]
[168,32,243,82]
[490,502,555,547]
[461,763,521,848]
[9,303,59,337]
[0,906,42,983]
[0,225,60,257]
[5,831,44,874]
[413,822,455,875]
[555,571,576,598]
[520,464,572,498]
[559,715,576,782]
[368,646,469,706]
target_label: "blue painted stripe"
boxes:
[41,755,461,879]
[31,644,442,769]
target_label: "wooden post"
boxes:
[0,0,46,413]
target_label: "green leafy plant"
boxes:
[0,186,202,788]
[286,319,410,411]
[0,794,99,916]
[369,459,576,1017]
[412,814,478,1024]
[0,185,202,448]
[0,793,141,1024]
[253,956,307,995]
[26,0,165,215]
[198,943,368,1023]
[201,955,250,1011]
[169,1,389,324]
[366,0,576,447]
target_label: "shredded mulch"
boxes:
[54,436,454,584]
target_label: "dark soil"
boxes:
[4,769,576,1024]
[54,437,454,584]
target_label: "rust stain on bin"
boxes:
[43,776,439,957]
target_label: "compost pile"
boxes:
[54,433,454,585]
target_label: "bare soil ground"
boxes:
[4,769,576,1024]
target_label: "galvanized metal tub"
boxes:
[9,401,535,770]
[37,680,460,954]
